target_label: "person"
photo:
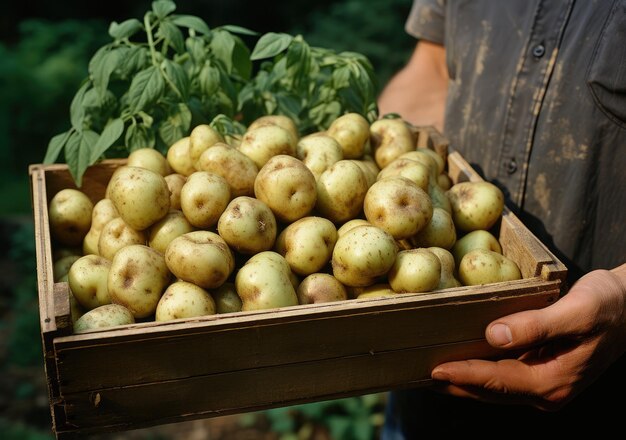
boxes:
[377,0,626,436]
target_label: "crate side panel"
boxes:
[55,286,558,394]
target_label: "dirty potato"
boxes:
[196,143,259,197]
[316,160,369,223]
[98,217,146,261]
[155,281,216,321]
[371,118,415,169]
[447,181,504,231]
[458,249,522,285]
[217,196,277,254]
[409,207,456,250]
[296,133,344,180]
[73,304,135,333]
[238,124,297,169]
[452,229,502,266]
[327,112,370,159]
[180,171,231,229]
[164,173,186,210]
[148,210,195,254]
[68,254,111,310]
[388,248,441,293]
[297,273,348,304]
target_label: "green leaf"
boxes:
[199,61,220,96]
[125,123,156,151]
[186,36,206,64]
[44,130,72,164]
[158,20,185,54]
[232,36,252,80]
[158,103,191,146]
[117,46,150,79]
[210,30,236,72]
[152,0,176,19]
[109,18,143,40]
[70,82,90,130]
[90,118,125,162]
[161,59,189,99]
[332,65,351,89]
[251,33,293,60]
[90,48,123,98]
[219,25,258,36]
[127,66,165,113]
[170,14,211,35]
[66,130,99,187]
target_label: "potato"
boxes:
[69,290,85,324]
[107,166,170,231]
[238,124,296,169]
[377,158,430,192]
[332,225,398,287]
[217,196,277,254]
[108,245,171,318]
[416,147,445,175]
[327,112,370,159]
[351,284,396,299]
[127,148,171,176]
[53,254,81,282]
[254,155,317,223]
[212,282,243,314]
[409,207,456,250]
[164,173,186,210]
[166,136,195,176]
[83,198,119,255]
[196,143,259,197]
[371,118,415,168]
[247,115,299,147]
[49,188,93,247]
[74,304,135,333]
[447,181,504,231]
[235,251,298,310]
[165,231,234,289]
[458,249,522,285]
[429,182,452,214]
[296,133,343,180]
[348,159,378,188]
[189,124,224,166]
[388,248,441,293]
[155,281,216,321]
[316,160,369,223]
[452,230,502,266]
[98,217,146,261]
[398,150,439,182]
[68,254,112,310]
[297,273,348,304]
[275,216,338,276]
[337,219,371,238]
[437,173,453,190]
[148,210,195,254]
[180,171,231,229]
[364,177,433,240]
[428,247,462,290]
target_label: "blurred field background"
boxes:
[0,1,415,438]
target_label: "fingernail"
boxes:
[489,323,512,346]
[431,367,449,381]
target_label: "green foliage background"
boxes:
[0,1,414,438]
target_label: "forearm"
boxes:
[378,40,448,131]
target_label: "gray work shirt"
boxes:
[406,0,625,279]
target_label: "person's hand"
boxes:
[431,265,626,411]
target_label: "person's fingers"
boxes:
[484,272,613,350]
[431,382,550,410]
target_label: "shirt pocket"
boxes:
[586,0,626,127]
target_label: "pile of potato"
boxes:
[47,114,521,333]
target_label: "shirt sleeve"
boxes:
[405,0,446,44]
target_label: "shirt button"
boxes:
[506,158,518,174]
[532,44,546,58]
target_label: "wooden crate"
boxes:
[29,142,566,439]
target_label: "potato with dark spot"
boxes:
[388,248,441,293]
[155,281,216,322]
[98,217,146,261]
[364,177,433,240]
[217,196,277,254]
[165,231,234,289]
[238,124,296,169]
[447,181,504,232]
[107,166,170,231]
[180,171,231,229]
[296,133,343,180]
[212,282,243,314]
[297,273,348,304]
[331,225,398,287]
[49,188,94,247]
[196,143,259,197]
[254,155,317,223]
[108,245,171,318]
[68,254,111,310]
[74,304,135,333]
[316,160,369,223]
[459,249,522,285]
[235,251,298,310]
[275,216,337,276]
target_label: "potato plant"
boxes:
[50,114,521,333]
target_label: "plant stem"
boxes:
[144,14,158,66]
